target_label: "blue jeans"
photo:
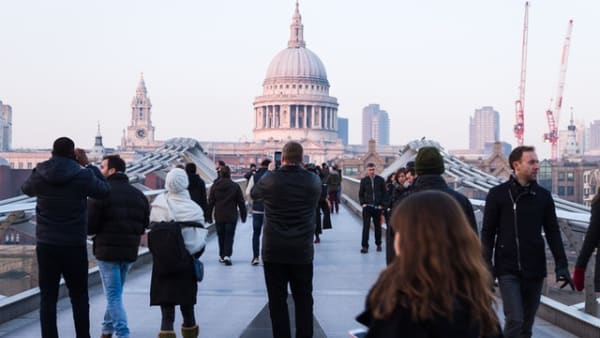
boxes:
[252,213,264,258]
[498,274,544,338]
[97,260,132,338]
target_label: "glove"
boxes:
[556,267,575,290]
[572,267,585,291]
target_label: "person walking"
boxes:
[21,137,110,338]
[251,141,321,338]
[207,165,247,265]
[481,145,573,338]
[87,155,150,338]
[358,163,387,253]
[325,165,341,214]
[573,192,600,291]
[357,191,500,338]
[245,159,271,265]
[185,163,208,222]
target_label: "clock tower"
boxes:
[121,73,156,149]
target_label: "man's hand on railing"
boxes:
[572,267,585,291]
[556,267,575,291]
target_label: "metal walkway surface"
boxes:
[0,205,579,337]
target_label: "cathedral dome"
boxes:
[265,47,329,84]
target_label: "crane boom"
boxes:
[514,2,529,146]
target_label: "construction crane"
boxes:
[544,19,573,161]
[514,1,529,146]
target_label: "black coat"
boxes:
[575,199,600,291]
[251,165,321,264]
[481,176,568,278]
[88,173,150,262]
[207,177,247,224]
[359,175,387,207]
[250,168,269,212]
[187,173,208,219]
[21,156,110,246]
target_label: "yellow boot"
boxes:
[181,325,199,338]
[158,330,176,338]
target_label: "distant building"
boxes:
[88,123,106,163]
[587,120,600,151]
[550,160,598,204]
[0,101,12,151]
[337,117,348,145]
[361,104,389,146]
[558,112,582,161]
[469,106,499,152]
[484,141,511,158]
[121,74,158,150]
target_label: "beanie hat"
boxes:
[52,137,75,158]
[415,147,445,175]
[165,168,189,193]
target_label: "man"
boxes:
[481,146,573,338]
[251,141,321,338]
[87,155,149,338]
[185,162,208,222]
[244,163,257,181]
[358,163,387,253]
[214,160,226,183]
[325,165,341,214]
[245,159,271,265]
[21,137,110,338]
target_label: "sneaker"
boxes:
[219,257,225,263]
[376,245,382,252]
[224,256,232,266]
[251,257,259,266]
[360,247,368,254]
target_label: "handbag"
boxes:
[193,257,204,282]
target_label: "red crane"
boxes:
[544,19,573,161]
[514,2,529,146]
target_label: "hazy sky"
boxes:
[1,0,599,159]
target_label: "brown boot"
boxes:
[158,330,176,338]
[181,325,199,338]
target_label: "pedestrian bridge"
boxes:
[0,138,597,337]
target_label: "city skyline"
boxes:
[1,1,599,159]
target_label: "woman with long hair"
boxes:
[357,190,500,337]
[573,193,600,291]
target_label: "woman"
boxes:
[149,168,204,338]
[357,191,500,338]
[573,193,600,291]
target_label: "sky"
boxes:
[1,0,599,160]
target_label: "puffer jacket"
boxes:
[21,156,110,246]
[250,165,321,264]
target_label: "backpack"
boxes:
[148,221,192,276]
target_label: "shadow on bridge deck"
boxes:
[0,204,579,338]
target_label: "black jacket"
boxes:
[187,173,208,219]
[21,156,110,246]
[207,177,247,224]
[250,168,269,212]
[575,199,600,291]
[481,176,568,278]
[88,173,150,262]
[359,175,387,207]
[412,175,478,235]
[251,165,321,264]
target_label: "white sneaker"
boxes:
[224,256,232,266]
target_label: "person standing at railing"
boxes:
[573,193,600,291]
[21,137,110,338]
[481,145,574,338]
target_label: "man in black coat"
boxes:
[481,145,573,338]
[87,155,150,338]
[21,137,110,338]
[185,163,208,222]
[251,141,321,338]
[358,162,387,253]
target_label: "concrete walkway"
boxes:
[0,204,579,337]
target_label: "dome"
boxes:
[265,47,329,84]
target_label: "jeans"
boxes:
[252,213,264,258]
[216,223,237,258]
[97,260,132,338]
[498,274,544,338]
[37,243,90,338]
[361,206,382,248]
[263,262,313,338]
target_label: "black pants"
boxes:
[216,222,237,258]
[498,274,544,338]
[37,243,90,338]
[361,206,382,249]
[160,304,195,331]
[263,262,313,338]
[315,199,331,236]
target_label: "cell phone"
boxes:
[274,151,282,170]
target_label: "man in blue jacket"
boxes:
[22,137,110,338]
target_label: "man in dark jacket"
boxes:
[21,137,110,338]
[358,162,387,253]
[251,141,321,338]
[245,159,271,265]
[87,155,149,338]
[207,165,247,266]
[185,162,208,222]
[481,145,573,338]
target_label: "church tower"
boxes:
[121,73,156,149]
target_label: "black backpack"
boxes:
[148,221,192,276]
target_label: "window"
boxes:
[558,172,565,181]
[27,162,32,169]
[558,186,565,195]
[567,172,574,181]
[567,186,575,196]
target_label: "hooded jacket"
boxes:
[21,156,110,246]
[187,173,208,219]
[207,177,247,224]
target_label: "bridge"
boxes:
[0,138,597,337]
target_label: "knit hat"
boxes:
[415,147,445,175]
[165,168,189,193]
[52,137,75,158]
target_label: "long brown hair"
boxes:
[368,191,498,335]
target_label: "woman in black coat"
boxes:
[573,194,600,291]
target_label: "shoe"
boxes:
[224,256,232,266]
[100,334,112,338]
[181,324,199,338]
[314,237,320,244]
[376,245,382,252]
[219,257,225,263]
[251,257,259,265]
[158,331,176,338]
[360,247,368,254]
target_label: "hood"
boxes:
[165,168,189,193]
[412,175,447,191]
[36,156,83,185]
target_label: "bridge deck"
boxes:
[0,205,578,337]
